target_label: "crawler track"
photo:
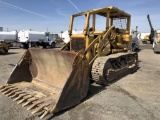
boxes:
[91,52,138,85]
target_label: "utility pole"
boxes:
[61,31,63,39]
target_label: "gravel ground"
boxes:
[0,43,160,120]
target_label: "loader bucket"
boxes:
[1,48,90,118]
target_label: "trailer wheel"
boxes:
[23,43,29,49]
[31,42,38,47]
[150,40,153,44]
[51,42,56,48]
[153,48,157,54]
[42,44,47,48]
[131,43,136,52]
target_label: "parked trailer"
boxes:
[18,30,56,49]
[0,31,21,47]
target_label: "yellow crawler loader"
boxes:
[0,6,138,119]
[0,41,10,54]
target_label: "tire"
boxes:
[51,42,56,48]
[23,43,29,49]
[131,43,136,52]
[153,48,157,54]
[150,41,153,44]
[42,43,47,48]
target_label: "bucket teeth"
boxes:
[0,86,4,89]
[0,84,52,119]
[0,85,6,89]
[13,91,25,101]
[40,107,50,119]
[13,93,29,101]
[40,110,49,119]
[22,97,39,107]
[17,94,29,104]
[0,84,11,89]
[16,95,33,104]
[3,88,18,95]
[6,90,21,97]
[27,101,44,110]
[9,91,24,99]
[31,104,50,114]
[1,86,14,92]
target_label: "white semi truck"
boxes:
[153,30,160,53]
[18,30,56,49]
[0,31,21,47]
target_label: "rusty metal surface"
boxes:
[71,38,85,52]
[28,48,76,89]
[1,48,90,119]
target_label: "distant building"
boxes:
[0,27,3,31]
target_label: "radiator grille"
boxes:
[71,38,85,51]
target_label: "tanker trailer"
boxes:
[18,30,56,49]
[0,31,21,47]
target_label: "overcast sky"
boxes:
[0,0,159,33]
